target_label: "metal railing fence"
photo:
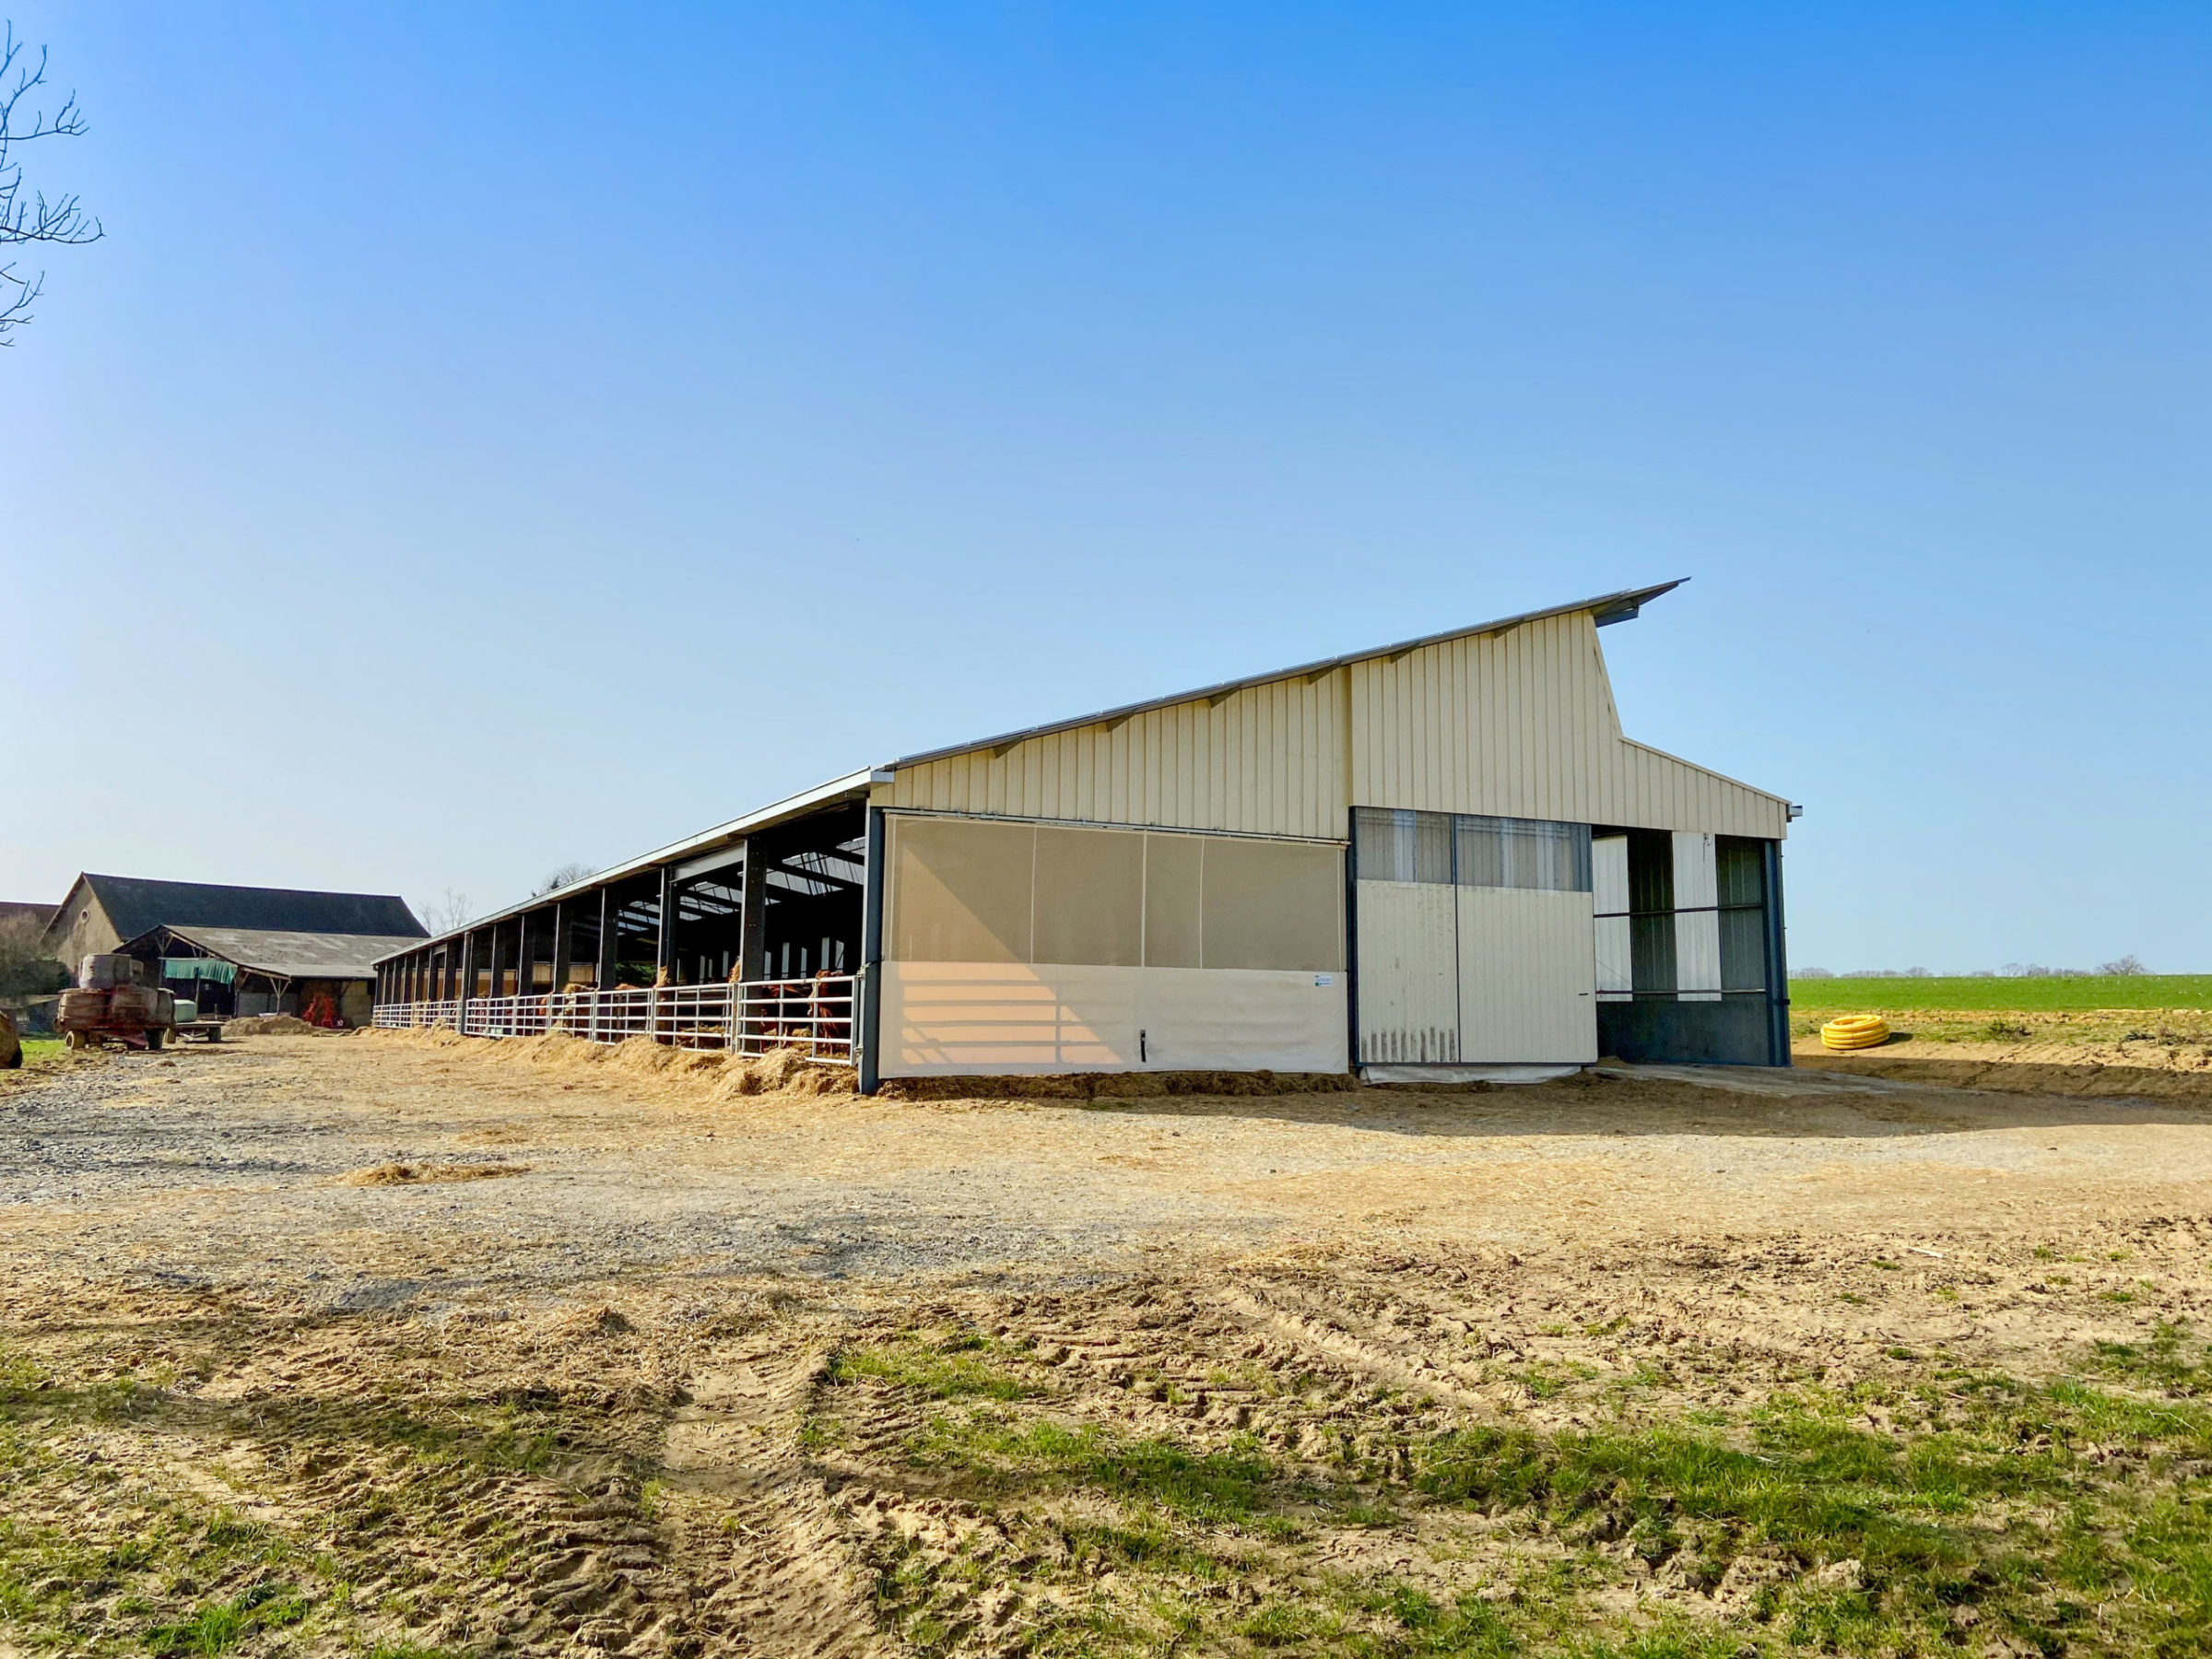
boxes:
[371,975,856,1064]
[372,999,462,1030]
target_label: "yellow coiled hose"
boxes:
[1820,1013,1890,1051]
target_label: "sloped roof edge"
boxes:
[884,579,1685,772]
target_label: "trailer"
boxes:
[57,956,176,1051]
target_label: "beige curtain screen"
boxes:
[888,816,1342,972]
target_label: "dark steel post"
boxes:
[549,901,569,994]
[1341,814,1360,1077]
[1762,839,1791,1068]
[656,866,677,983]
[594,887,618,988]
[458,930,478,1026]
[856,807,886,1095]
[739,840,768,982]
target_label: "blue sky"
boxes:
[1,2,2205,971]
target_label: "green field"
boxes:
[1790,974,2212,1012]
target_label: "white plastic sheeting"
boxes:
[1671,831,1723,1002]
[1592,834,1632,1001]
[879,961,1348,1077]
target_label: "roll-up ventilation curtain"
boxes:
[888,816,1342,972]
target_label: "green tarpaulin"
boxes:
[163,958,238,985]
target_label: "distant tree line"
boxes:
[1795,957,2149,980]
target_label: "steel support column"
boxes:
[549,901,569,994]
[739,841,768,982]
[596,888,619,989]
[1762,839,1791,1068]
[856,806,886,1095]
[656,865,677,983]
[458,931,478,1021]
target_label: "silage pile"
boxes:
[360,1024,855,1100]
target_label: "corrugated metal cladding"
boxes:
[1347,612,1788,839]
[874,608,1789,841]
[875,675,1349,839]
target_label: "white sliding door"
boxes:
[1353,807,1597,1067]
[1352,881,1459,1064]
[1457,887,1598,1064]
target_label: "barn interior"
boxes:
[379,790,871,1004]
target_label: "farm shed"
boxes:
[372,581,1797,1087]
[120,924,428,1027]
[41,876,427,1022]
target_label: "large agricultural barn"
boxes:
[42,875,428,1026]
[373,582,1796,1089]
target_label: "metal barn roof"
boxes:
[151,926,428,981]
[57,876,426,946]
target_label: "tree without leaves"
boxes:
[0,24,101,344]
[417,889,473,935]
[534,863,595,898]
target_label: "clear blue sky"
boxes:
[2,3,2206,972]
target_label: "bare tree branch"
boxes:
[0,23,102,344]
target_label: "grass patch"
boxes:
[855,1324,2212,1657]
[829,1334,1039,1402]
[1790,974,2212,1013]
[912,1415,1278,1524]
[144,1582,311,1655]
[1411,1372,2212,1654]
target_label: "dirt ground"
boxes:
[4,1031,2210,1657]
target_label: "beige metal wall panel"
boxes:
[1455,887,1599,1064]
[874,606,1786,841]
[874,676,1349,839]
[1346,611,1790,839]
[1348,613,1618,827]
[880,960,1346,1076]
[1352,881,1460,1064]
[1613,741,1787,840]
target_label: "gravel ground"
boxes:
[6,1031,2209,1317]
